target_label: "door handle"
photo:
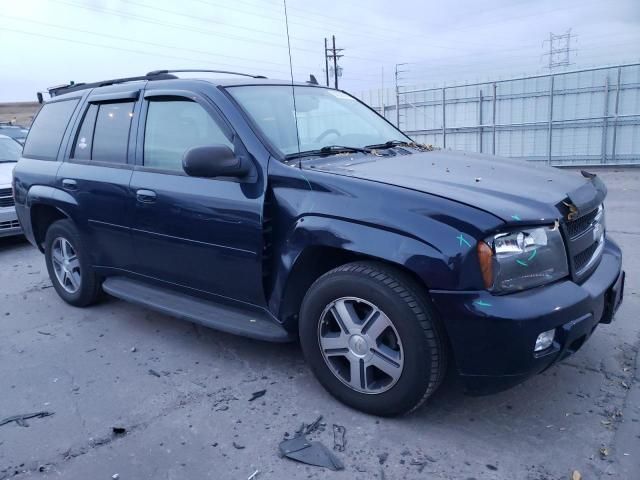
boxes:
[136,189,157,203]
[61,179,77,191]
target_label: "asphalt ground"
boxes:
[0,168,638,480]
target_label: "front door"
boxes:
[129,90,265,306]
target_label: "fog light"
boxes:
[534,329,555,352]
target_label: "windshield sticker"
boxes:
[78,137,87,150]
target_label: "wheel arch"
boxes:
[30,203,69,252]
[26,185,78,252]
[272,215,448,331]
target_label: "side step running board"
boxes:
[102,276,294,343]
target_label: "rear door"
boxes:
[56,88,141,270]
[129,88,265,305]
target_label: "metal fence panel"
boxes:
[355,63,640,166]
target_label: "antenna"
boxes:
[283,0,301,160]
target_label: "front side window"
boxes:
[23,99,79,160]
[227,85,408,156]
[144,99,232,171]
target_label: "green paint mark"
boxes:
[511,214,521,221]
[528,248,538,261]
[474,300,492,307]
[516,259,528,267]
[457,234,471,248]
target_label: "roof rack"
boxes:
[47,72,177,98]
[46,69,267,99]
[146,69,267,79]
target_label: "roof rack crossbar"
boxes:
[146,69,267,79]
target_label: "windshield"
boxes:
[0,137,22,162]
[227,85,409,156]
[0,126,29,139]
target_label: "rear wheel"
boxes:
[44,219,101,307]
[299,261,447,416]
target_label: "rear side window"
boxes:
[73,104,97,160]
[72,101,134,164]
[23,99,79,160]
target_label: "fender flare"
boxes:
[24,185,77,250]
[26,185,78,209]
[269,214,453,318]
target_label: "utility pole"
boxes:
[543,29,576,70]
[324,37,329,87]
[324,35,343,89]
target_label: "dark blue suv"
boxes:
[12,70,624,416]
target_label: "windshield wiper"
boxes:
[364,140,412,149]
[285,145,371,161]
[0,160,18,163]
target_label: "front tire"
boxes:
[299,261,447,416]
[44,219,101,307]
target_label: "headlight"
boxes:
[477,225,569,293]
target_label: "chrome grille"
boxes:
[0,220,20,230]
[0,188,14,208]
[564,204,605,279]
[573,241,599,272]
[565,207,599,239]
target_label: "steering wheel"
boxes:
[314,129,340,143]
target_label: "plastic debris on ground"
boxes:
[279,435,344,471]
[332,424,346,452]
[0,411,54,428]
[248,389,266,402]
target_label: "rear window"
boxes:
[23,99,79,160]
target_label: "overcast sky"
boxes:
[1,0,639,102]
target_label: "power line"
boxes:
[48,0,319,55]
[188,0,604,53]
[0,26,298,77]
[113,0,317,45]
[0,15,319,71]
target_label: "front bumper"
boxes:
[0,206,22,238]
[430,238,624,394]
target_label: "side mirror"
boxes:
[182,145,250,178]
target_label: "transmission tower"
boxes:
[543,29,576,70]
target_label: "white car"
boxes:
[0,134,22,238]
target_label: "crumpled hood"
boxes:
[0,162,16,187]
[304,150,605,223]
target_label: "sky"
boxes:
[0,0,639,102]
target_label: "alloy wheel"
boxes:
[317,297,404,394]
[51,237,81,294]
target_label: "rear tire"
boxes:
[299,261,447,416]
[44,219,101,307]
